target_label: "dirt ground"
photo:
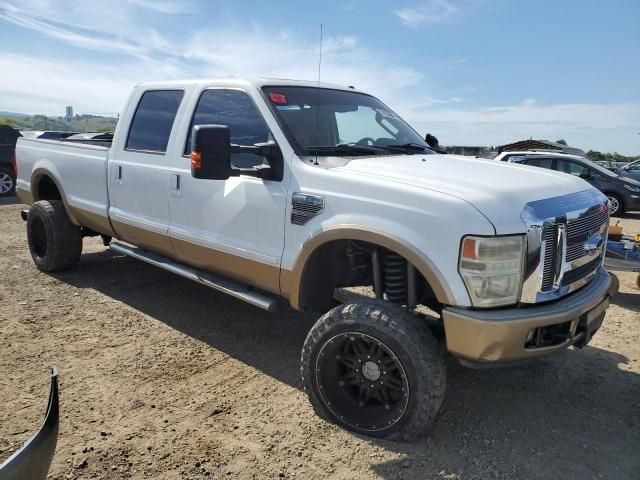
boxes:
[1,196,638,480]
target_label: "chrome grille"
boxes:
[565,209,609,262]
[520,189,609,304]
[567,208,609,240]
[541,225,558,291]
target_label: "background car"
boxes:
[616,159,640,182]
[0,125,21,197]
[501,153,640,216]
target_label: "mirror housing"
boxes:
[191,125,233,180]
[191,124,283,181]
[579,171,593,180]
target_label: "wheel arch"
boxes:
[284,225,456,311]
[30,168,80,225]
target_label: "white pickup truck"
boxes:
[16,78,612,439]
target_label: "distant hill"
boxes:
[0,111,29,117]
[0,113,117,133]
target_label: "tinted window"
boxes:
[126,90,184,153]
[557,159,588,176]
[505,155,529,163]
[626,162,640,171]
[185,89,271,168]
[523,158,553,169]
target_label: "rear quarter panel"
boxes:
[16,138,110,225]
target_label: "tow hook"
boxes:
[20,209,29,221]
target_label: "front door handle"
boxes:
[113,165,123,184]
[170,174,180,190]
[169,173,181,197]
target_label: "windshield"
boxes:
[263,86,433,156]
[583,157,619,178]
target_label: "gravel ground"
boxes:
[1,196,639,480]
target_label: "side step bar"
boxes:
[110,242,279,312]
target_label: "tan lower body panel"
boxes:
[111,220,176,260]
[109,220,283,296]
[171,238,282,295]
[16,187,33,205]
[70,207,115,237]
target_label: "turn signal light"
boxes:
[461,238,477,260]
[191,151,202,169]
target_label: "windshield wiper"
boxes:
[305,144,389,156]
[376,143,432,154]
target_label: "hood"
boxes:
[619,175,640,186]
[337,154,597,234]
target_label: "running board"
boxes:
[110,242,279,312]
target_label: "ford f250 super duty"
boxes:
[15,78,612,439]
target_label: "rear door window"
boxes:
[126,90,184,153]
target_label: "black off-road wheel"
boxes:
[301,301,446,440]
[27,200,82,272]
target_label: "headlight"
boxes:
[623,184,640,192]
[458,235,525,307]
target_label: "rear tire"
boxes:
[301,301,446,440]
[27,200,82,271]
[0,168,15,197]
[606,193,624,217]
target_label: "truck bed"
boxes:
[16,137,111,223]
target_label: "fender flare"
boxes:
[284,225,456,310]
[30,168,81,226]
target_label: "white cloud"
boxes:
[398,101,640,154]
[0,0,638,154]
[395,0,461,26]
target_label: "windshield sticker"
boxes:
[269,93,288,104]
[375,108,398,120]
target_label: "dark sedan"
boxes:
[502,153,640,216]
[616,159,640,182]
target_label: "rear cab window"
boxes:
[126,90,184,153]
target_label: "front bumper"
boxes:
[442,267,611,363]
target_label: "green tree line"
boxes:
[585,150,639,163]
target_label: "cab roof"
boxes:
[135,77,363,93]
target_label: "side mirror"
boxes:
[579,171,592,180]
[191,125,232,180]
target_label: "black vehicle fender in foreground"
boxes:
[0,368,59,480]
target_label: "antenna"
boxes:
[314,24,323,165]
[317,23,323,85]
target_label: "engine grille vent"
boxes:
[541,225,558,292]
[565,208,609,262]
[291,193,324,226]
[567,208,609,241]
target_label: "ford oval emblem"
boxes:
[584,232,603,256]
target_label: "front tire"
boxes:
[0,169,15,197]
[607,193,624,217]
[27,200,82,271]
[301,301,446,440]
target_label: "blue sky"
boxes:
[1,0,639,154]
